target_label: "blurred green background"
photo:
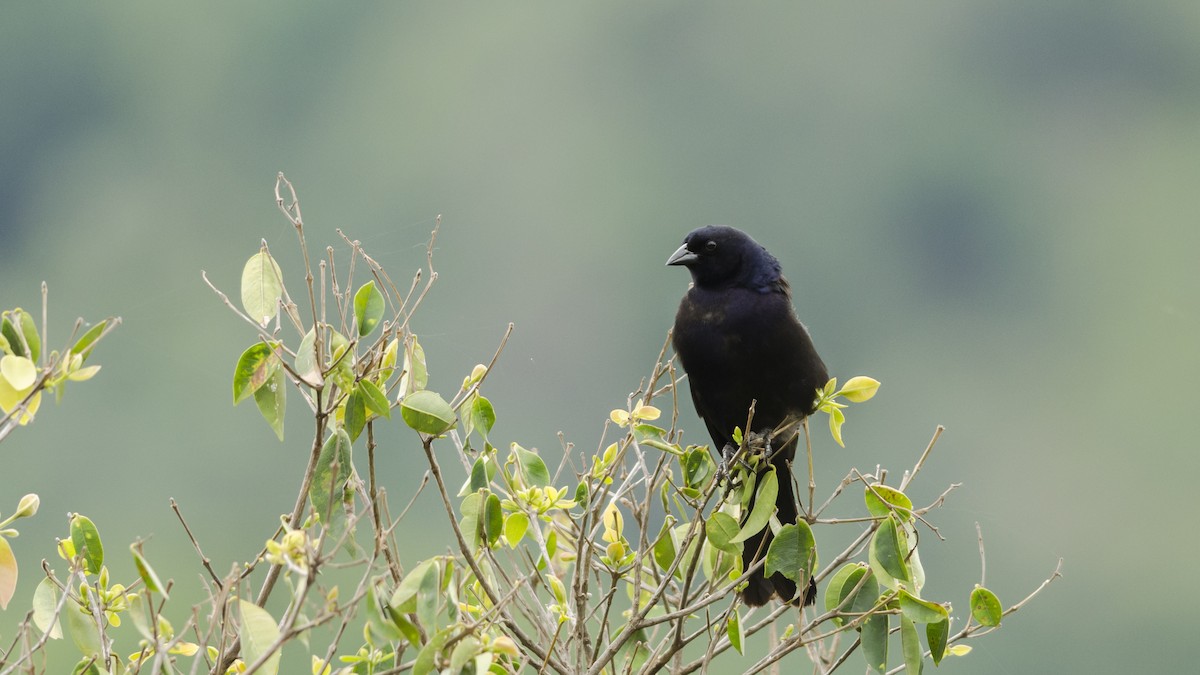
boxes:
[2,2,1197,672]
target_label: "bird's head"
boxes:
[666,225,785,293]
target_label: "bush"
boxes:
[0,175,1059,675]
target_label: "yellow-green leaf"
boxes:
[240,249,284,326]
[828,406,846,447]
[504,512,529,548]
[293,327,323,388]
[398,336,427,396]
[839,376,880,402]
[1,354,37,391]
[66,593,102,656]
[0,536,16,610]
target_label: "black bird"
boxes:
[667,225,828,606]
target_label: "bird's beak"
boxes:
[666,244,697,266]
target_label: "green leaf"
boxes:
[365,580,404,642]
[467,394,496,440]
[765,521,818,591]
[705,512,740,554]
[310,429,352,523]
[293,327,322,387]
[233,342,280,404]
[390,558,438,613]
[127,589,153,640]
[512,444,551,488]
[824,563,865,620]
[69,514,103,574]
[849,568,881,616]
[702,533,735,582]
[0,536,16,610]
[238,599,281,675]
[898,589,948,624]
[70,321,107,362]
[727,609,745,655]
[651,518,678,574]
[401,390,456,435]
[130,543,168,598]
[65,595,102,657]
[483,492,503,547]
[864,484,914,520]
[415,559,440,632]
[449,636,483,673]
[0,316,23,358]
[731,468,778,544]
[254,365,286,441]
[683,447,715,489]
[906,520,926,593]
[354,280,385,337]
[71,659,104,675]
[32,576,62,639]
[467,455,492,493]
[927,618,949,665]
[241,249,284,326]
[862,611,889,674]
[16,309,40,362]
[358,379,391,419]
[901,616,923,675]
[459,493,482,552]
[390,611,422,647]
[504,512,529,548]
[970,586,1002,627]
[344,387,366,442]
[869,514,911,590]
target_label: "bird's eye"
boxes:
[704,241,718,253]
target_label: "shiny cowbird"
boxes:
[667,225,828,606]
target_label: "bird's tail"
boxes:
[738,449,817,607]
